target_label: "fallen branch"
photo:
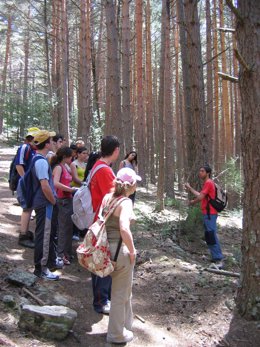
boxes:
[218,72,239,82]
[22,287,45,306]
[135,314,146,323]
[204,268,240,278]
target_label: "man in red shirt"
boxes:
[185,165,224,268]
[90,135,120,314]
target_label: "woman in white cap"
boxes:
[101,167,141,344]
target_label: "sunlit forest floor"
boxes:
[0,142,259,347]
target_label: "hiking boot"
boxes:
[18,233,35,248]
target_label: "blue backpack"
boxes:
[17,155,43,209]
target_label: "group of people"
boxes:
[13,127,224,344]
[14,128,140,344]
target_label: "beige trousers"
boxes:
[107,243,135,341]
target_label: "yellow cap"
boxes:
[26,127,40,137]
[33,130,56,145]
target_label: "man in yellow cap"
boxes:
[15,127,40,248]
[27,130,59,280]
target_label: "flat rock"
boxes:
[6,270,37,287]
[19,304,77,340]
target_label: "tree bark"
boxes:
[0,14,12,134]
[105,0,122,145]
[156,0,169,211]
[20,7,31,138]
[165,2,175,199]
[181,0,208,190]
[135,0,146,185]
[121,0,132,153]
[60,0,70,142]
[235,0,260,320]
[205,0,213,165]
[213,0,220,171]
[78,0,92,145]
[145,0,155,185]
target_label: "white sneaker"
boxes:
[107,329,133,344]
[41,268,59,281]
[56,257,64,268]
[101,301,111,314]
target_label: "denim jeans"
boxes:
[203,214,223,261]
[91,273,112,312]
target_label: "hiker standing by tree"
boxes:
[185,165,224,269]
[90,135,120,314]
[30,130,59,280]
[15,127,40,248]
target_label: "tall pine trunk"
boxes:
[135,0,146,184]
[235,0,260,320]
[182,0,208,189]
[0,14,12,134]
[121,0,132,152]
[105,0,122,146]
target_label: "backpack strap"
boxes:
[102,196,128,262]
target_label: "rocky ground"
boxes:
[0,143,259,347]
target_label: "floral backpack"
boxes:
[76,196,127,277]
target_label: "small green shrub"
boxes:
[179,206,204,241]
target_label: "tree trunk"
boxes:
[145,0,155,185]
[213,0,220,171]
[78,0,92,146]
[219,0,231,161]
[60,0,70,142]
[176,0,191,177]
[164,2,175,199]
[20,7,31,138]
[121,0,132,153]
[0,14,12,134]
[135,0,146,185]
[235,0,260,320]
[156,0,169,211]
[181,0,208,190]
[105,0,122,145]
[205,0,213,165]
[175,24,184,192]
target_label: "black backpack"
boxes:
[208,182,228,213]
[8,145,31,194]
[8,155,20,194]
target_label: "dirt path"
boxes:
[0,143,259,347]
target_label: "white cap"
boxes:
[116,168,142,185]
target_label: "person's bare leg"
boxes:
[18,209,34,248]
[20,210,31,234]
